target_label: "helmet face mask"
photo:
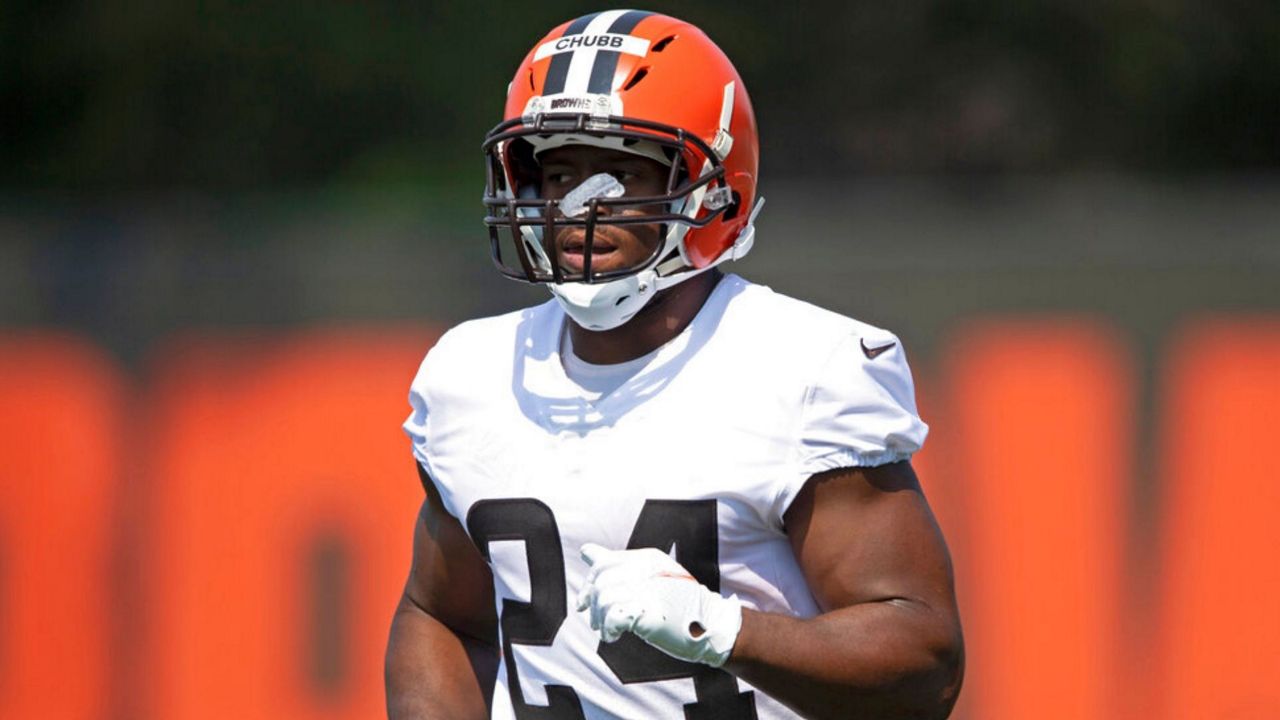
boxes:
[483,112,729,285]
[481,10,761,330]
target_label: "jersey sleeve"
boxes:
[402,349,436,471]
[775,330,929,519]
[402,336,459,516]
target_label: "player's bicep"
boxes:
[784,461,957,616]
[403,464,497,645]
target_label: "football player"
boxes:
[387,10,963,719]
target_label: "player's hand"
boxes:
[576,543,742,667]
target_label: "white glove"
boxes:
[576,543,743,667]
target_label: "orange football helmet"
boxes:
[482,10,763,330]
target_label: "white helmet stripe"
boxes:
[719,81,735,131]
[585,10,654,93]
[542,13,600,95]
[563,10,630,94]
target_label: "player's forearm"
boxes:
[385,595,498,720]
[724,603,963,720]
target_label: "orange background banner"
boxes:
[2,318,1278,719]
[0,335,124,720]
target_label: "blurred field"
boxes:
[3,1,1279,718]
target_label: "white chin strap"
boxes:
[551,269,658,331]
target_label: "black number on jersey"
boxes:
[599,500,759,719]
[468,499,586,719]
[466,498,759,720]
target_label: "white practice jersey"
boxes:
[403,274,927,720]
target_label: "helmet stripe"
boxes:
[543,12,601,95]
[586,10,653,94]
[560,11,629,94]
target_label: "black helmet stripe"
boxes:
[586,10,653,93]
[543,12,600,95]
[543,10,654,96]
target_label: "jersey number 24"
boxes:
[468,498,759,720]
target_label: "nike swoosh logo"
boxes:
[861,338,896,360]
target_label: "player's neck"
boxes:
[567,271,723,365]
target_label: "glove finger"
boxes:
[585,547,693,587]
[591,584,635,639]
[584,555,629,586]
[644,547,688,573]
[622,547,690,577]
[579,543,611,567]
[575,581,594,613]
[590,588,611,633]
[590,557,659,590]
[586,563,626,590]
[602,601,642,643]
[631,601,674,641]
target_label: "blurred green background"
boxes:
[3,0,1277,359]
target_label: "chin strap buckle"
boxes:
[703,186,733,211]
[710,129,734,160]
[710,81,736,160]
[729,196,765,261]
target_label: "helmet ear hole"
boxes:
[507,139,542,194]
[722,191,742,221]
